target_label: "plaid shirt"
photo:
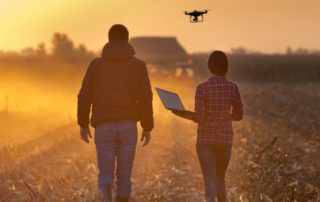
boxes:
[193,76,243,145]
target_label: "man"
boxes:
[77,24,153,202]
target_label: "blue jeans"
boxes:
[94,120,137,198]
[196,144,232,202]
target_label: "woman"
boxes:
[172,51,243,202]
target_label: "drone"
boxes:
[185,10,208,23]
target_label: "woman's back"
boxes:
[172,50,243,202]
[194,75,243,145]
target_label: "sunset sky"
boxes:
[1,0,320,53]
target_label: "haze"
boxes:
[1,0,320,53]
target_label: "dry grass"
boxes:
[0,67,319,201]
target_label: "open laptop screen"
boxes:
[155,87,185,111]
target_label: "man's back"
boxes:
[77,24,153,202]
[77,42,153,131]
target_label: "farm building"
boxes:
[129,37,189,65]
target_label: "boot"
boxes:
[99,184,112,202]
[115,196,129,202]
[206,197,218,202]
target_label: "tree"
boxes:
[295,48,309,55]
[51,33,75,58]
[75,44,89,58]
[21,47,35,56]
[286,46,293,55]
[231,47,247,55]
[36,43,47,56]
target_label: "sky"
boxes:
[0,0,320,53]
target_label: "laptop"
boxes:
[155,87,194,114]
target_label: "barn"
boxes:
[129,37,189,65]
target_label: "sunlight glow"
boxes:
[0,0,320,53]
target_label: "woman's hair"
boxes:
[207,50,228,76]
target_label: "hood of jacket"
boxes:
[101,42,135,61]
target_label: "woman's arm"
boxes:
[171,85,205,123]
[231,85,243,121]
[171,110,195,121]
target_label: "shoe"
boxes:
[206,197,218,202]
[115,196,129,202]
[99,184,112,202]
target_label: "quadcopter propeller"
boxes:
[183,9,210,23]
[183,9,210,13]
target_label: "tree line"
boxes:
[0,33,95,61]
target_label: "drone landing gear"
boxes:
[189,15,204,23]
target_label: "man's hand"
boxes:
[80,127,92,143]
[140,130,151,147]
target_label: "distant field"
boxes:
[192,54,320,82]
[0,57,319,201]
[1,53,320,83]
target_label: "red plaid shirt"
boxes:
[193,76,243,145]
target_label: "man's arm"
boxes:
[231,85,243,121]
[137,63,154,132]
[77,62,94,129]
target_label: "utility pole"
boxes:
[5,95,8,113]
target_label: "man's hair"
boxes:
[108,24,129,43]
[207,50,228,76]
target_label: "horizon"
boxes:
[1,0,320,54]
[0,33,318,56]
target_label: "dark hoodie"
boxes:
[77,42,154,131]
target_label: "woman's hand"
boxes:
[171,110,195,121]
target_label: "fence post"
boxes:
[5,95,8,113]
